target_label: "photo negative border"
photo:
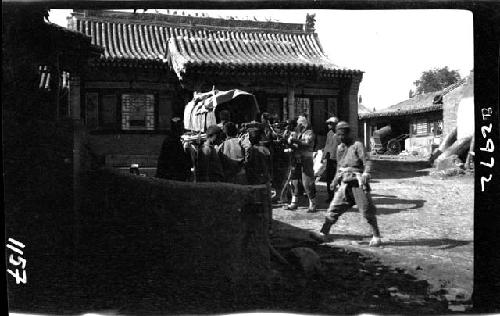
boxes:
[2,0,500,313]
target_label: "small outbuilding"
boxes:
[359,72,473,157]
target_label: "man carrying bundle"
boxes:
[314,121,382,247]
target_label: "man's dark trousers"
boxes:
[325,159,337,200]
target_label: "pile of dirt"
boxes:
[260,243,454,314]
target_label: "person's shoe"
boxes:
[286,196,299,210]
[320,220,333,235]
[307,198,318,213]
[369,236,382,247]
[309,231,326,243]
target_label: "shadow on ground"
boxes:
[372,193,426,215]
[286,192,427,216]
[381,238,472,250]
[313,233,471,250]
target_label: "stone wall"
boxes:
[77,169,272,311]
[405,135,441,156]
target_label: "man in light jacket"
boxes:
[285,116,317,213]
[322,116,340,202]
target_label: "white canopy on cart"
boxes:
[183,89,259,132]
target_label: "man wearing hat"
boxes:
[196,124,224,182]
[156,117,192,181]
[286,115,317,213]
[322,116,340,202]
[217,110,231,129]
[315,121,382,247]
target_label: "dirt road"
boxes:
[273,158,474,311]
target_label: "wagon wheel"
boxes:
[387,139,401,155]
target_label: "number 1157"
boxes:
[6,238,27,284]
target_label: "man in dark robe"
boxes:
[196,125,224,182]
[245,128,273,233]
[156,117,191,181]
[218,122,246,184]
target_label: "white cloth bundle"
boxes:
[313,149,327,178]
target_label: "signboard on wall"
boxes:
[121,94,155,130]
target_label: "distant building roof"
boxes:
[68,10,362,79]
[358,103,373,114]
[359,78,467,120]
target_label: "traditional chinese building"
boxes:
[67,10,363,167]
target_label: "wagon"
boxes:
[371,125,409,155]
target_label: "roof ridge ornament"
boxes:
[305,13,316,32]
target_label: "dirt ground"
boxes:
[272,158,474,312]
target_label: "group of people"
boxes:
[155,110,274,231]
[155,110,381,246]
[156,110,272,186]
[277,115,381,247]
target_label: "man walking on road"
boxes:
[322,116,340,202]
[314,121,382,247]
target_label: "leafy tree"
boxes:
[413,66,461,94]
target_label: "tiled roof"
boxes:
[359,78,467,120]
[358,103,373,114]
[68,10,361,78]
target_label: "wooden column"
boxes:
[287,85,295,120]
[69,75,81,121]
[347,74,363,138]
[364,121,368,149]
[69,75,83,252]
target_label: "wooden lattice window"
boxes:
[431,120,443,136]
[282,97,311,121]
[411,120,431,136]
[121,94,155,130]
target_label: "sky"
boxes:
[49,9,473,110]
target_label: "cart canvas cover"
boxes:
[184,89,259,132]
